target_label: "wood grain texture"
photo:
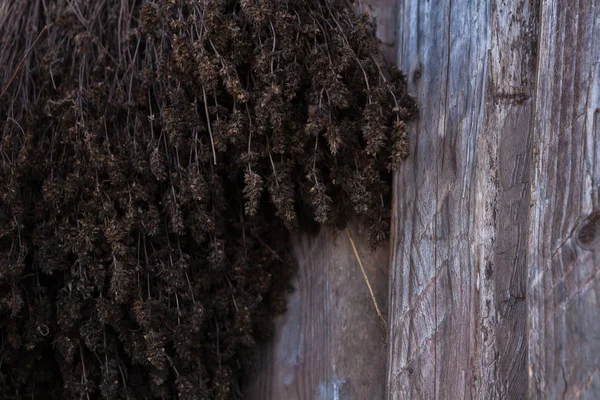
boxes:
[244,223,389,399]
[387,1,537,398]
[528,0,600,398]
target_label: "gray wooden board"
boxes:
[244,222,389,399]
[387,1,537,398]
[527,0,600,398]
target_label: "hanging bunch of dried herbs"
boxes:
[0,0,416,398]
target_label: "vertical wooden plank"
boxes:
[528,0,600,398]
[246,223,389,399]
[245,1,397,397]
[387,1,537,398]
[245,223,389,399]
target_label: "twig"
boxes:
[202,86,218,165]
[265,136,279,185]
[164,353,180,377]
[0,26,47,100]
[346,227,388,345]
[225,274,239,312]
[79,343,91,400]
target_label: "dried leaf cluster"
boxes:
[0,0,416,398]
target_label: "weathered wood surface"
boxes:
[245,223,389,399]
[248,0,600,398]
[387,1,537,398]
[527,0,600,398]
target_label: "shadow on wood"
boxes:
[245,222,389,399]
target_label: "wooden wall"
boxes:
[247,0,600,398]
[245,222,389,399]
[388,0,599,399]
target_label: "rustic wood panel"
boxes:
[245,223,389,399]
[387,1,537,398]
[527,0,600,398]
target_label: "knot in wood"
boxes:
[576,211,600,251]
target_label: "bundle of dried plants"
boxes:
[0,0,416,398]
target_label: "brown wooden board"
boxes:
[527,1,600,398]
[387,1,538,398]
